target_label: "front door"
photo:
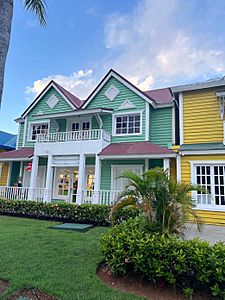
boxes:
[54,167,95,203]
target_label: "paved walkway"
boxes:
[185,223,225,244]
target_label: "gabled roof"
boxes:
[81,69,157,109]
[144,88,174,104]
[0,147,34,161]
[99,141,176,157]
[21,80,83,119]
[0,131,17,150]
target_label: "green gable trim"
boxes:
[180,143,225,151]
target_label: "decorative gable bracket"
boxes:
[47,95,59,109]
[118,99,136,110]
[104,85,120,101]
[216,91,225,120]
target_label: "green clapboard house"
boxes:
[0,69,176,204]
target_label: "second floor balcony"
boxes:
[35,129,111,156]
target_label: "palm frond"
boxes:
[110,196,136,224]
[23,0,47,25]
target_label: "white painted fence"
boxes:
[0,187,120,205]
[0,187,48,202]
[37,129,111,143]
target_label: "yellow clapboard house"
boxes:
[0,131,17,185]
[172,77,225,225]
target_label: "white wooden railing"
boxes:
[0,187,120,205]
[37,129,111,143]
[0,187,49,202]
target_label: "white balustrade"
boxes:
[37,129,110,143]
[0,186,49,202]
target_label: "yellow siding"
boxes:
[0,163,9,185]
[170,158,176,181]
[183,90,223,144]
[181,154,225,225]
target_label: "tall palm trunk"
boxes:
[0,0,13,108]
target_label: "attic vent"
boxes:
[47,95,59,109]
[216,91,225,119]
[104,85,120,101]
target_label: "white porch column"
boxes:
[43,155,53,203]
[28,155,39,200]
[76,154,86,204]
[144,158,149,172]
[163,158,170,175]
[93,154,101,204]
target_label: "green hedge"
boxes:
[0,199,140,226]
[101,217,225,297]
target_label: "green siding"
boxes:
[86,77,146,143]
[150,107,172,147]
[10,162,20,186]
[91,116,99,129]
[24,87,74,147]
[18,123,24,148]
[57,119,67,132]
[148,159,163,169]
[86,157,95,165]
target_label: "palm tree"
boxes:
[111,168,202,236]
[0,0,47,107]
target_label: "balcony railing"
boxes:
[37,129,111,143]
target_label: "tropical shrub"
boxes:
[0,199,140,226]
[101,217,225,297]
[111,168,202,235]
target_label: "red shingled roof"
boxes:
[99,142,174,156]
[53,81,84,108]
[0,148,34,160]
[144,88,174,104]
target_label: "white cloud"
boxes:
[25,69,98,101]
[103,0,225,89]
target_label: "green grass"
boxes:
[0,216,143,300]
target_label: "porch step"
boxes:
[50,223,94,232]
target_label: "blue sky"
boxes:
[1,0,225,134]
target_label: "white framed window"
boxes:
[54,168,71,199]
[111,165,143,191]
[192,162,225,208]
[29,122,49,141]
[112,112,142,136]
[68,117,91,132]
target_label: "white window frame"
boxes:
[28,120,50,142]
[112,110,143,136]
[191,160,225,211]
[111,164,143,191]
[53,167,71,200]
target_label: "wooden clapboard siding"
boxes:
[0,163,9,185]
[183,89,223,144]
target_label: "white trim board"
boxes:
[145,102,150,141]
[180,150,225,155]
[179,92,184,145]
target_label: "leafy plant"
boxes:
[111,168,202,235]
[0,199,139,226]
[101,217,225,297]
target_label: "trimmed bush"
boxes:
[101,217,225,297]
[0,199,140,226]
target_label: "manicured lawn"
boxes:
[0,216,142,300]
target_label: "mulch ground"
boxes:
[97,263,219,300]
[8,289,58,300]
[0,279,9,294]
